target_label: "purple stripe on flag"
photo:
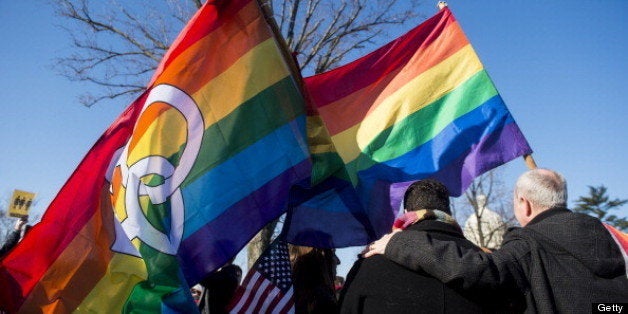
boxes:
[178,160,310,283]
[286,121,531,248]
[390,122,532,211]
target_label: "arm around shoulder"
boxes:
[385,229,529,291]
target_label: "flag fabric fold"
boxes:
[0,95,148,313]
[0,0,310,312]
[285,7,532,248]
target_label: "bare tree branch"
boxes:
[272,0,422,74]
[285,0,301,47]
[456,169,515,250]
[52,0,199,106]
[53,0,422,105]
[292,0,320,54]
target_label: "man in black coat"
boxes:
[340,179,515,313]
[365,169,628,313]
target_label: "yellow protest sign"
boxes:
[8,189,36,218]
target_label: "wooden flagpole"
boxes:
[257,0,307,89]
[524,154,537,169]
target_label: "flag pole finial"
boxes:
[437,1,448,10]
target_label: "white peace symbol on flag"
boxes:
[110,84,204,256]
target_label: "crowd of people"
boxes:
[4,168,627,313]
[189,245,341,313]
[358,168,628,313]
[184,167,627,313]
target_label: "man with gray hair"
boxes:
[365,168,628,313]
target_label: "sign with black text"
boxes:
[8,189,35,218]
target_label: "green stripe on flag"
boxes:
[345,70,498,182]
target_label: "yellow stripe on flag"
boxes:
[126,39,291,166]
[127,106,188,166]
[332,45,483,163]
[192,38,291,128]
[75,253,148,312]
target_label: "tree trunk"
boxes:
[246,221,277,269]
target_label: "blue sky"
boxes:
[1,1,627,277]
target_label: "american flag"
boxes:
[229,239,295,314]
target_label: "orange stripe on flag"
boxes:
[149,0,252,85]
[604,223,628,278]
[153,0,271,95]
[128,102,171,153]
[19,187,116,313]
[0,98,143,312]
[316,21,469,136]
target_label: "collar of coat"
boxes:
[527,207,571,226]
[405,219,466,238]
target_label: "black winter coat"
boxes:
[340,220,512,314]
[0,230,20,258]
[199,264,242,314]
[386,208,628,314]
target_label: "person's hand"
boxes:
[362,229,401,258]
[14,218,26,231]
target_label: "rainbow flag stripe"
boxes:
[285,7,532,247]
[0,99,146,312]
[0,0,309,312]
[604,224,628,278]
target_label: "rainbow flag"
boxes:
[0,0,310,312]
[604,224,628,278]
[285,7,533,247]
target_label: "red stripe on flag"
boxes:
[0,93,146,312]
[251,280,274,313]
[304,8,461,108]
[149,0,252,85]
[258,286,281,313]
[229,239,294,313]
[276,291,295,314]
[234,278,292,314]
[233,272,264,312]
